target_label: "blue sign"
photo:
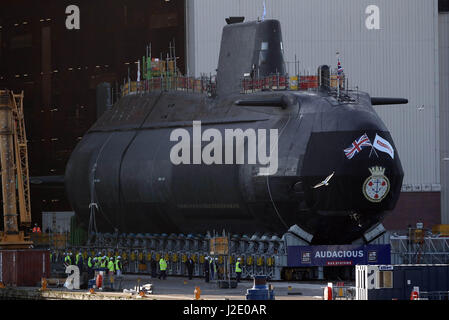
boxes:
[287,244,391,267]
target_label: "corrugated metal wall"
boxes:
[186,0,440,188]
[0,250,50,287]
[440,13,449,224]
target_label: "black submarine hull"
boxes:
[65,19,404,244]
[65,90,403,244]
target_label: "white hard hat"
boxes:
[238,258,241,261]
[117,256,121,259]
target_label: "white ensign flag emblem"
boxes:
[373,134,394,159]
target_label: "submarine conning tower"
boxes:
[217,18,286,96]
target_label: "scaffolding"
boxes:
[390,230,449,264]
[120,42,358,104]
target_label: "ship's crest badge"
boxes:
[363,166,390,203]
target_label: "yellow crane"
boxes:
[0,89,33,249]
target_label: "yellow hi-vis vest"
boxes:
[210,260,217,272]
[235,262,242,273]
[76,254,81,265]
[159,259,167,271]
[107,260,115,272]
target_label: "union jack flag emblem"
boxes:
[344,133,372,159]
[337,60,344,79]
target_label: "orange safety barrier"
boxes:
[194,286,201,300]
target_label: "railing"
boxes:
[119,70,360,107]
[241,74,291,93]
[239,72,360,104]
[390,235,449,264]
[419,291,449,300]
[240,72,348,93]
[30,232,70,249]
[332,286,356,300]
[323,283,357,300]
[121,75,217,97]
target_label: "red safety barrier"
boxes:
[410,287,420,300]
[271,75,279,89]
[96,273,103,289]
[242,79,251,92]
[177,77,186,90]
[279,76,287,89]
[300,75,318,89]
[263,77,270,90]
[323,282,333,300]
[254,79,263,91]
[194,79,202,92]
[151,78,162,90]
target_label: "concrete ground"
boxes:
[116,274,326,300]
[0,275,327,300]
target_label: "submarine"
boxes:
[64,18,406,245]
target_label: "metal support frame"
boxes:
[390,235,449,264]
[0,90,32,249]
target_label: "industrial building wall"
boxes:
[440,12,449,224]
[186,0,440,188]
[0,0,186,226]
